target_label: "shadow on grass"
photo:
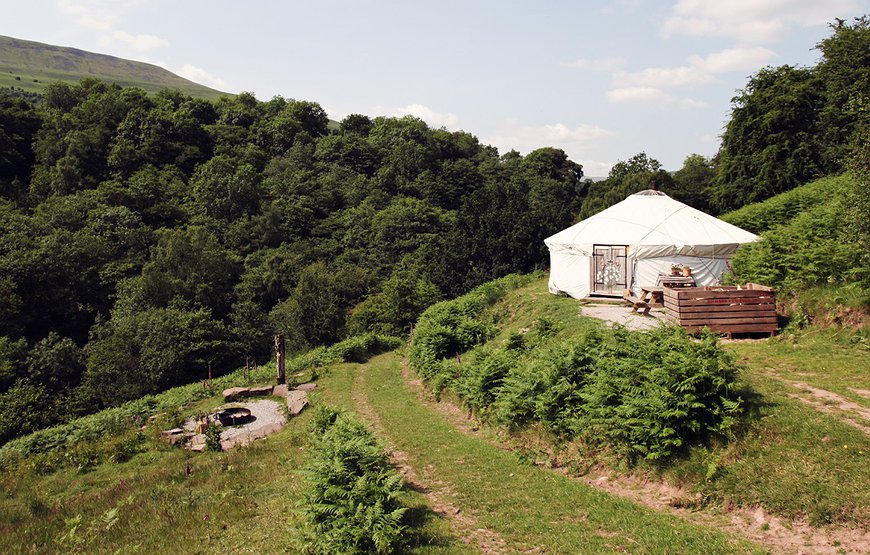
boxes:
[399,493,464,553]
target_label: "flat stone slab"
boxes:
[248,385,274,396]
[272,384,289,398]
[296,382,317,392]
[223,387,250,401]
[286,390,308,416]
[220,422,285,450]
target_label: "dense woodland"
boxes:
[0,17,867,444]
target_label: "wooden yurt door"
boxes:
[591,245,628,295]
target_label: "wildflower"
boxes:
[203,513,209,521]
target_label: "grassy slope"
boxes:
[0,369,467,554]
[350,352,760,554]
[414,278,870,528]
[2,278,867,552]
[0,35,227,100]
[719,174,855,234]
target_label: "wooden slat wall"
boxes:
[663,284,778,337]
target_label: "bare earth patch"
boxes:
[762,371,870,435]
[401,359,870,555]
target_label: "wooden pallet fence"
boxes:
[663,284,778,338]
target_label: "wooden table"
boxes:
[640,286,665,306]
[656,274,696,288]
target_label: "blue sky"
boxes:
[2,0,867,176]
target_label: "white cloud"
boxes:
[562,56,627,72]
[688,46,776,73]
[607,87,671,103]
[607,87,708,109]
[371,104,459,129]
[578,159,616,178]
[613,46,776,94]
[176,64,228,89]
[57,0,117,30]
[484,121,615,161]
[104,30,168,52]
[614,66,717,88]
[678,97,710,109]
[663,0,861,43]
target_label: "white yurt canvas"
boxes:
[544,190,759,299]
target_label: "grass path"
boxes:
[345,352,762,555]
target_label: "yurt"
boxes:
[544,190,759,299]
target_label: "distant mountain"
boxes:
[0,35,227,99]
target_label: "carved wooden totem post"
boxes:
[274,334,286,385]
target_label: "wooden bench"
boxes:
[622,289,651,315]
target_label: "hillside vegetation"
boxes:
[0,35,225,99]
[406,277,870,527]
[1,17,867,448]
[0,77,584,446]
[2,276,867,553]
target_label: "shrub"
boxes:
[300,409,406,554]
[411,278,745,463]
[409,274,533,383]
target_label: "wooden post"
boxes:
[274,334,286,385]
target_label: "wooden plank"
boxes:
[667,310,777,321]
[679,323,778,333]
[746,283,775,292]
[677,316,778,326]
[666,289,772,300]
[668,303,776,314]
[667,297,775,307]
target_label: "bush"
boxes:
[300,409,406,554]
[409,274,533,383]
[724,173,870,292]
[410,279,745,463]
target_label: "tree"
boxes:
[671,154,715,212]
[346,263,442,336]
[269,262,371,352]
[26,332,86,396]
[712,65,824,212]
[815,16,870,170]
[126,225,240,318]
[0,380,50,444]
[0,91,40,203]
[576,152,672,220]
[82,307,235,406]
[188,154,263,221]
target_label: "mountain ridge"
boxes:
[0,34,227,99]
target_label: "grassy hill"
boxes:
[1,275,868,553]
[0,35,227,99]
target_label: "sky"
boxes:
[2,0,867,176]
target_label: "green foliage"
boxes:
[409,274,534,385]
[712,65,824,212]
[711,18,869,212]
[576,151,673,218]
[0,380,51,445]
[726,174,870,291]
[204,423,222,452]
[0,332,398,464]
[411,278,744,462]
[300,409,407,554]
[82,306,237,406]
[720,174,853,233]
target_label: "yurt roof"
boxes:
[544,190,758,258]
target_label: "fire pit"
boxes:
[216,407,252,426]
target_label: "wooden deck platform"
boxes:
[663,284,778,338]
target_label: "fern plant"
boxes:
[300,408,407,554]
